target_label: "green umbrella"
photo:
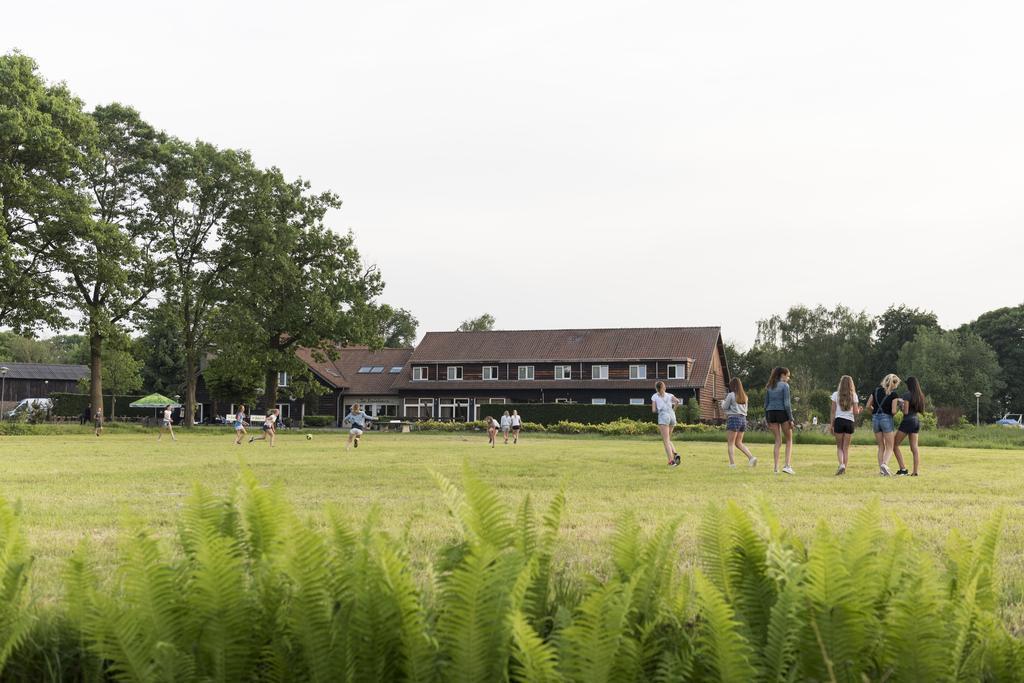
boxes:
[129,393,182,423]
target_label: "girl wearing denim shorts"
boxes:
[721,378,757,468]
[865,374,901,476]
[651,381,682,467]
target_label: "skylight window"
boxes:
[370,366,385,373]
[389,367,402,373]
[358,366,372,373]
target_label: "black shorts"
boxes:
[899,415,920,434]
[833,417,854,434]
[766,410,790,424]
[512,425,521,431]
[262,424,273,431]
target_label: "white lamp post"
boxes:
[974,391,982,427]
[0,367,7,418]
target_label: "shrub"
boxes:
[682,397,701,424]
[302,414,334,428]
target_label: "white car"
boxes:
[996,413,1023,428]
[5,398,53,418]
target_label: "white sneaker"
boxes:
[748,457,758,468]
[728,463,736,468]
[880,464,892,477]
[782,466,795,475]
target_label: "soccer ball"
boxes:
[305,434,313,440]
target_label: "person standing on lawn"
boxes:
[233,405,248,445]
[652,381,682,467]
[829,375,860,475]
[764,367,796,475]
[157,404,176,442]
[500,410,512,445]
[721,378,757,468]
[865,373,901,476]
[510,410,522,444]
[894,375,926,476]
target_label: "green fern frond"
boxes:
[516,495,537,558]
[556,577,639,683]
[698,504,733,601]
[610,513,641,580]
[693,571,757,683]
[510,611,562,683]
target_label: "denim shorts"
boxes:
[872,413,894,433]
[657,412,677,427]
[726,416,746,432]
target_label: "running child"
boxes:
[510,410,522,444]
[830,375,860,475]
[93,408,103,437]
[894,376,925,476]
[233,405,248,445]
[500,410,512,445]
[764,367,796,474]
[485,416,499,448]
[157,404,176,442]
[343,403,371,450]
[865,374,901,476]
[652,381,682,467]
[721,378,757,468]
[250,408,279,447]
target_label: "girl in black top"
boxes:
[894,376,926,476]
[864,374,901,476]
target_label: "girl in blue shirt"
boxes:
[764,367,795,475]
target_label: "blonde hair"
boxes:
[352,403,361,412]
[881,374,901,395]
[655,381,666,393]
[837,375,856,411]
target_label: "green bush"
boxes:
[682,397,701,424]
[0,468,1019,680]
[302,414,334,428]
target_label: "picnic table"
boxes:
[380,420,413,433]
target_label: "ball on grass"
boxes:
[305,434,312,440]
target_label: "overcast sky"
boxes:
[5,1,1023,346]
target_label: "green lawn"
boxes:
[2,429,1023,627]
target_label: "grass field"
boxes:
[2,429,1023,629]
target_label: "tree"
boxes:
[378,306,418,347]
[963,304,1024,412]
[897,328,1004,419]
[138,301,184,397]
[41,103,162,417]
[871,305,940,382]
[214,167,385,410]
[47,334,88,364]
[146,139,251,425]
[0,53,89,332]
[76,336,144,419]
[202,339,264,410]
[0,332,53,363]
[457,313,495,332]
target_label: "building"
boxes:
[0,363,90,413]
[391,327,730,421]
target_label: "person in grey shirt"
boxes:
[764,367,796,475]
[721,378,756,468]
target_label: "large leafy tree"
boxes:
[457,313,495,332]
[962,304,1024,413]
[0,332,53,363]
[897,327,1004,419]
[146,138,250,424]
[378,305,418,347]
[138,300,184,397]
[215,167,384,410]
[870,305,940,382]
[42,103,162,416]
[0,52,90,332]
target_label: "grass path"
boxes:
[1,430,1022,627]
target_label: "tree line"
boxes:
[727,303,1023,422]
[0,53,417,424]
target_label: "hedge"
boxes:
[302,415,334,428]
[49,392,153,418]
[481,402,678,425]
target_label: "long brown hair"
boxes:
[729,377,748,405]
[766,367,789,390]
[836,375,856,412]
[905,376,926,413]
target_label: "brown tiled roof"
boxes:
[396,327,723,389]
[296,346,412,395]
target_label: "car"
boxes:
[995,413,1023,428]
[5,398,53,419]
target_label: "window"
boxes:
[439,398,470,421]
[275,403,290,418]
[629,398,645,406]
[358,366,372,374]
[555,365,572,380]
[447,366,463,381]
[591,365,609,380]
[629,364,647,380]
[518,365,535,380]
[412,366,428,381]
[591,398,607,405]
[667,364,685,380]
[389,366,403,374]
[405,398,434,418]
[277,371,289,387]
[370,366,385,374]
[483,366,499,380]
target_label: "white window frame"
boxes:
[277,371,289,387]
[518,365,535,380]
[629,398,645,406]
[554,365,572,380]
[275,403,290,418]
[629,364,647,380]
[447,366,463,381]
[554,398,571,404]
[667,364,685,380]
[412,366,428,381]
[591,398,607,405]
[591,365,609,380]
[483,365,499,380]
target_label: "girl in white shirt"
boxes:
[829,375,860,475]
[485,416,499,448]
[510,410,522,444]
[157,405,176,442]
[500,411,512,444]
[250,408,279,447]
[651,381,682,467]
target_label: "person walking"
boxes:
[233,405,248,445]
[721,378,757,468]
[865,374,901,476]
[157,404,176,442]
[829,375,860,475]
[652,381,682,467]
[510,410,522,444]
[764,367,795,474]
[93,407,103,437]
[500,410,512,445]
[343,403,371,450]
[894,376,926,476]
[250,408,279,447]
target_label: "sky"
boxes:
[4,1,1023,347]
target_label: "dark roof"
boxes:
[396,327,723,389]
[0,363,89,381]
[296,346,413,395]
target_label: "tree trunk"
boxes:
[264,369,278,413]
[184,352,198,427]
[110,394,116,420]
[89,327,103,422]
